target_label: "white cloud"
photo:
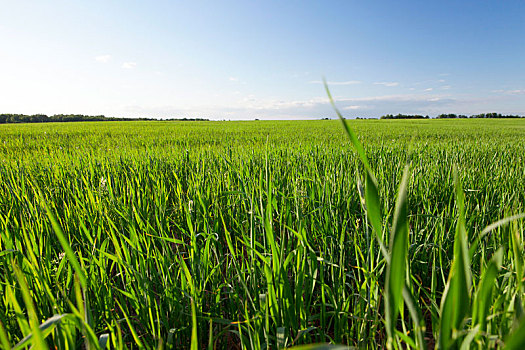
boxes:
[229,77,239,81]
[441,86,452,90]
[374,82,399,87]
[492,89,525,95]
[506,89,525,95]
[120,90,523,120]
[237,96,330,110]
[95,55,111,63]
[424,88,433,92]
[438,79,446,83]
[122,62,137,69]
[343,105,364,110]
[336,94,446,103]
[310,80,361,85]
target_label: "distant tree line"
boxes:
[469,113,521,119]
[380,114,430,120]
[0,114,209,124]
[379,113,524,120]
[436,114,469,119]
[436,113,523,119]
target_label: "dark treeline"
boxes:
[437,113,523,119]
[0,114,209,124]
[436,114,469,119]
[467,113,521,119]
[380,113,524,120]
[380,114,430,119]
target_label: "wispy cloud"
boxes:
[441,86,452,90]
[336,94,447,103]
[424,88,433,92]
[229,77,239,82]
[493,89,525,95]
[95,55,111,63]
[238,96,330,110]
[310,80,361,85]
[374,82,399,87]
[122,62,137,69]
[121,90,523,120]
[342,105,364,110]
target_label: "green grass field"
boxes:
[1,119,525,349]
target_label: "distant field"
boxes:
[1,119,525,348]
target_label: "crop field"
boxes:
[1,119,525,349]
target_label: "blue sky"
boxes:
[1,1,524,119]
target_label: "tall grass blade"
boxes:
[504,316,525,349]
[191,299,199,350]
[324,80,386,256]
[12,314,72,350]
[12,262,47,349]
[0,321,11,350]
[472,248,503,332]
[439,168,472,348]
[385,166,410,347]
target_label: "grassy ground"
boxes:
[1,119,525,348]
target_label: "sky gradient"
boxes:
[1,0,524,119]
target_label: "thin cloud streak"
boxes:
[95,55,112,63]
[492,89,525,95]
[117,90,525,120]
[342,105,364,110]
[122,62,137,69]
[374,82,399,87]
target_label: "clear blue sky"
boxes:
[1,0,524,119]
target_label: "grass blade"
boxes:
[504,316,525,349]
[12,314,73,350]
[12,262,47,349]
[385,166,410,347]
[472,248,503,332]
[439,168,472,348]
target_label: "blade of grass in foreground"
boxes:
[324,79,387,256]
[191,299,199,350]
[504,315,525,349]
[12,314,72,350]
[439,168,471,349]
[12,262,47,349]
[325,80,424,348]
[385,167,410,348]
[0,321,10,350]
[472,248,503,334]
[324,78,373,176]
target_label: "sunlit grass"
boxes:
[1,117,525,348]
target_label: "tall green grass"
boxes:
[0,117,525,348]
[325,81,525,348]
